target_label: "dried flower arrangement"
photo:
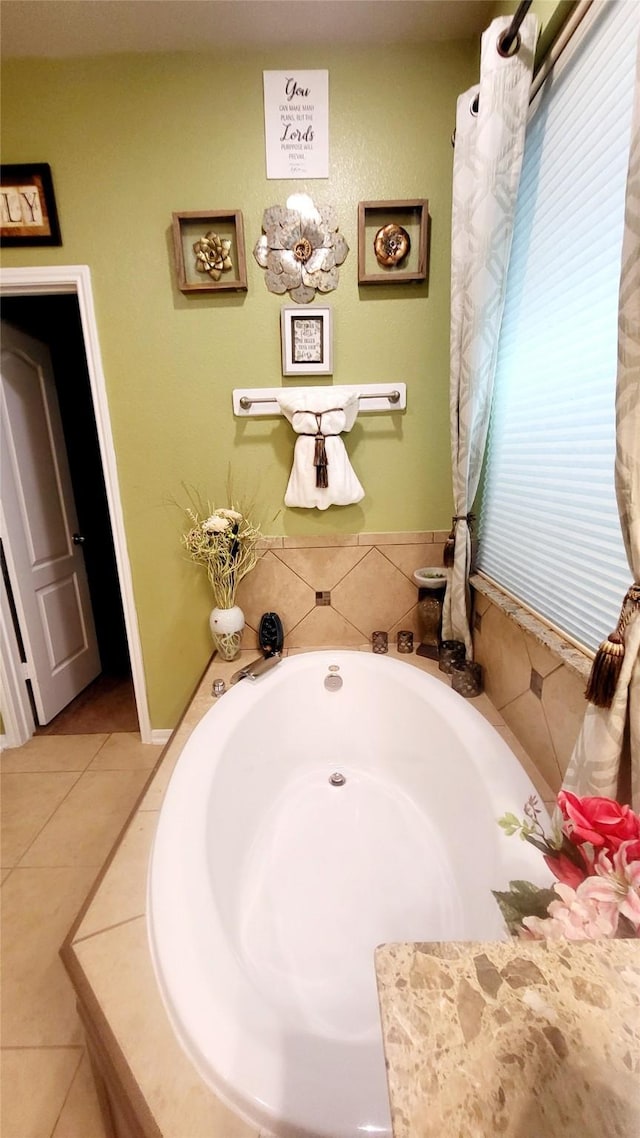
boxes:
[181,496,261,610]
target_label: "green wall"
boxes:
[1,42,478,727]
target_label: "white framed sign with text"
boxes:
[263,70,329,179]
[281,307,333,375]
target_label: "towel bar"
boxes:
[233,383,406,416]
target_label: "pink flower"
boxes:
[557,792,640,853]
[521,881,620,941]
[583,842,640,930]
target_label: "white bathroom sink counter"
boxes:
[62,647,567,1138]
[375,939,640,1138]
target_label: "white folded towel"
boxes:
[276,387,365,510]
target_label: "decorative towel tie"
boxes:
[276,388,365,510]
[298,409,343,489]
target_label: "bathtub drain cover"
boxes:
[324,674,343,691]
[329,772,346,786]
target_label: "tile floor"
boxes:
[1,731,164,1138]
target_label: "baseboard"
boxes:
[150,729,172,745]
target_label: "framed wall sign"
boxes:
[263,70,329,180]
[0,164,62,246]
[281,307,332,375]
[171,210,248,293]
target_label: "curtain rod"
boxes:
[451,0,593,146]
[451,1,533,143]
[529,0,593,101]
[498,0,533,57]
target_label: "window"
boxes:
[478,0,639,653]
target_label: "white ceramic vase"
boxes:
[209,604,245,661]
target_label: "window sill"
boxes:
[469,573,592,683]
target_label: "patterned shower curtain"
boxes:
[442,14,537,655]
[561,37,640,811]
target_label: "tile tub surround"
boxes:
[375,940,640,1138]
[236,531,448,651]
[59,647,558,1138]
[471,578,592,794]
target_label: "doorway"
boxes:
[3,294,136,734]
[1,266,152,745]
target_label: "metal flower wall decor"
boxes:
[253,193,349,304]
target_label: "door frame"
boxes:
[0,265,154,745]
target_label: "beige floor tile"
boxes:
[19,769,151,868]
[73,918,260,1137]
[89,732,163,771]
[1,866,95,1046]
[1,734,108,773]
[0,1048,82,1138]
[1,867,12,884]
[74,811,159,940]
[52,1050,109,1138]
[1,771,80,867]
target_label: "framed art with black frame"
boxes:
[0,164,62,246]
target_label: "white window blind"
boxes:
[478,0,639,653]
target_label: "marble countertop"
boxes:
[375,939,640,1138]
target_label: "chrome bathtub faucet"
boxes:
[230,651,282,685]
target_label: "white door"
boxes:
[1,322,101,724]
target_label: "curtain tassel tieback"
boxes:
[443,513,476,568]
[585,584,640,708]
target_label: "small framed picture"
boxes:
[281,307,333,376]
[0,164,62,246]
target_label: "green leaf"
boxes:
[499,812,521,828]
[492,880,557,935]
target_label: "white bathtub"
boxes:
[148,650,551,1138]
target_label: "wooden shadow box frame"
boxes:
[358,199,429,285]
[172,210,248,293]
